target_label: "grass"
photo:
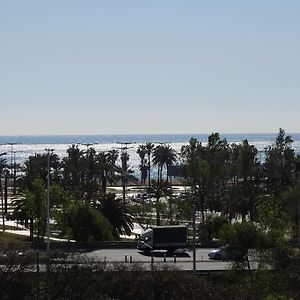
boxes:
[0,231,30,243]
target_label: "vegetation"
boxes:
[1,128,300,298]
[0,249,299,299]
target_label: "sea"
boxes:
[1,134,300,175]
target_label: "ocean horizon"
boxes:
[1,133,300,145]
[1,133,300,174]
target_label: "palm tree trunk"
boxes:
[156,199,160,226]
[30,218,34,240]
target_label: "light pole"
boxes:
[45,148,54,253]
[0,152,7,231]
[192,204,196,273]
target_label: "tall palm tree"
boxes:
[137,144,147,185]
[153,144,177,183]
[62,145,84,197]
[164,145,178,182]
[97,151,108,194]
[145,143,154,188]
[106,149,119,187]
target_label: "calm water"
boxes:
[1,134,300,175]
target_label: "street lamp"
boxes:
[192,204,196,273]
[45,148,54,253]
[0,152,7,231]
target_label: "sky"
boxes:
[0,1,300,135]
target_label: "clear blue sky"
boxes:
[1,1,299,135]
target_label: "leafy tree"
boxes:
[181,138,207,221]
[149,179,171,226]
[59,204,112,242]
[264,128,295,195]
[219,221,270,284]
[198,215,229,242]
[279,182,300,241]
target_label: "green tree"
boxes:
[59,204,112,242]
[18,178,47,240]
[98,193,133,239]
[264,128,295,195]
[219,221,270,284]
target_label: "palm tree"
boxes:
[106,149,119,187]
[137,144,147,185]
[98,193,133,239]
[153,144,177,183]
[62,145,85,197]
[164,145,177,182]
[116,151,138,201]
[11,178,46,240]
[21,152,61,190]
[97,151,108,194]
[85,147,102,204]
[145,143,154,188]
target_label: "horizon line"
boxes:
[0,132,299,137]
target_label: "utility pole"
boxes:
[45,148,54,253]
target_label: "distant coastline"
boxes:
[1,133,300,145]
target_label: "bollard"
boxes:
[163,253,166,262]
[125,255,128,263]
[151,251,154,271]
[130,256,133,263]
[174,254,176,263]
[104,257,106,263]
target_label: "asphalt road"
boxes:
[85,248,230,271]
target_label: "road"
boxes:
[85,248,230,271]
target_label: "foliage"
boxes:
[58,204,113,242]
[198,214,229,242]
[219,221,270,269]
[98,193,134,239]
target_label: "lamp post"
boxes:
[0,152,7,231]
[192,204,196,273]
[45,148,54,253]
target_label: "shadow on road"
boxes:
[138,251,190,258]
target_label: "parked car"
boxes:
[208,246,228,260]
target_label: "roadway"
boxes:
[85,248,230,271]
